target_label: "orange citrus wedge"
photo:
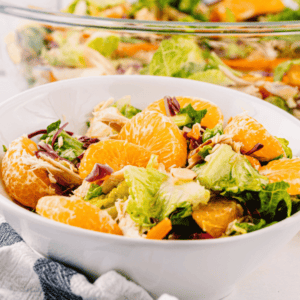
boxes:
[145,96,223,129]
[79,139,153,179]
[192,200,243,238]
[118,110,187,170]
[259,158,300,195]
[1,136,61,208]
[36,196,123,235]
[224,113,285,161]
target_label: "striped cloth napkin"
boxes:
[0,215,178,300]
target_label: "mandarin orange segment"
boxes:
[224,113,285,161]
[1,136,61,208]
[259,158,300,195]
[192,200,243,238]
[36,196,123,235]
[245,155,261,170]
[211,0,284,22]
[79,140,153,179]
[145,96,223,129]
[118,110,187,170]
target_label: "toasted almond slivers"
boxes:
[170,168,197,181]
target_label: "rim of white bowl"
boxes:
[1,75,300,246]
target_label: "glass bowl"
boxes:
[1,0,300,119]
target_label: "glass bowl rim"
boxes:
[1,1,300,36]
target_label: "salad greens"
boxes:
[276,137,293,158]
[171,104,207,128]
[193,144,269,194]
[147,37,205,77]
[125,166,168,227]
[202,123,223,143]
[113,96,142,119]
[41,120,85,162]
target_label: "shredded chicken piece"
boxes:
[93,106,129,132]
[93,97,115,113]
[230,85,262,99]
[261,82,298,108]
[116,198,143,238]
[218,65,249,86]
[135,7,157,21]
[170,168,197,182]
[73,180,91,198]
[73,0,87,15]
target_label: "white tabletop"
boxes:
[0,77,299,300]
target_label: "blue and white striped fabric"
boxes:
[0,216,178,300]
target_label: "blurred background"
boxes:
[1,0,300,114]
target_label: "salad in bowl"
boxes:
[2,86,300,240]
[1,76,300,299]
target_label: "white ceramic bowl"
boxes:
[1,76,300,300]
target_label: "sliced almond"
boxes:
[170,168,197,181]
[39,153,82,187]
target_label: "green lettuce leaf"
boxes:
[193,144,269,194]
[188,69,234,86]
[42,46,86,68]
[87,35,119,57]
[276,137,293,158]
[207,52,242,77]
[125,166,168,227]
[265,96,291,113]
[113,96,141,119]
[202,123,223,143]
[274,59,300,81]
[265,8,300,22]
[88,180,129,209]
[258,181,292,220]
[198,145,213,159]
[234,219,274,234]
[41,120,84,162]
[156,179,210,223]
[173,62,205,78]
[84,183,103,201]
[148,37,204,77]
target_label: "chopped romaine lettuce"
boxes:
[17,26,47,58]
[42,46,86,68]
[89,180,129,209]
[173,62,205,78]
[265,8,300,22]
[265,96,291,113]
[87,35,120,57]
[84,183,103,201]
[198,145,212,159]
[207,52,242,77]
[40,120,84,162]
[188,69,234,86]
[148,37,204,77]
[202,123,223,143]
[274,59,300,81]
[276,137,293,158]
[193,144,269,194]
[234,219,271,234]
[171,104,207,128]
[113,96,141,119]
[125,166,168,227]
[258,181,292,220]
[155,178,210,223]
